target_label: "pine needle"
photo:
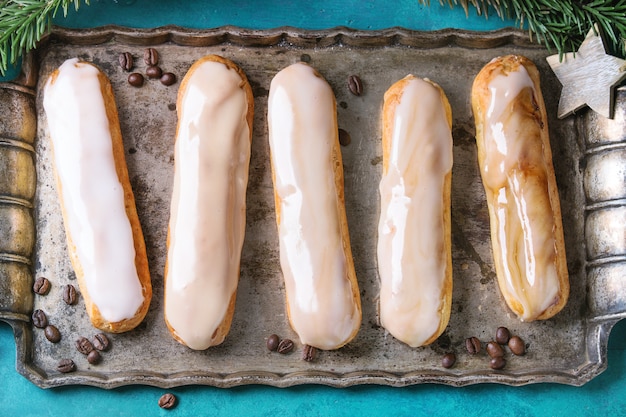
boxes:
[0,0,89,76]
[428,0,626,59]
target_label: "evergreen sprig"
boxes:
[426,0,626,59]
[0,0,88,76]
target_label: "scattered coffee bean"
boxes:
[338,128,351,146]
[146,65,162,79]
[128,72,144,87]
[348,74,363,96]
[508,336,526,356]
[465,336,481,354]
[277,338,294,354]
[118,52,134,72]
[75,337,94,355]
[160,72,177,86]
[63,284,77,305]
[87,349,102,365]
[495,327,511,345]
[57,359,76,373]
[31,309,48,328]
[93,333,111,351]
[490,356,506,370]
[302,344,317,362]
[33,277,50,295]
[486,341,504,358]
[266,334,279,351]
[158,393,177,409]
[44,325,61,343]
[442,352,456,369]
[144,48,159,66]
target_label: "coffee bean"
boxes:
[128,72,144,87]
[118,52,134,72]
[465,337,481,354]
[266,334,279,351]
[302,344,317,362]
[158,393,177,409]
[31,309,48,328]
[93,333,111,351]
[63,284,77,305]
[146,65,162,79]
[44,325,61,343]
[442,352,456,368]
[508,336,526,356]
[486,341,504,358]
[348,74,363,96]
[277,338,294,354]
[338,128,351,146]
[33,277,50,295]
[87,350,102,365]
[75,337,94,355]
[144,48,159,66]
[57,359,76,373]
[495,327,511,345]
[160,72,177,86]
[490,356,506,370]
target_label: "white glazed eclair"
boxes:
[164,55,253,350]
[377,75,453,347]
[43,58,152,333]
[471,55,569,321]
[267,62,362,350]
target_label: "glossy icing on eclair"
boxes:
[164,56,252,350]
[377,75,453,347]
[267,62,361,350]
[43,58,146,323]
[474,58,564,321]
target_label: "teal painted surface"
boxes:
[56,0,517,30]
[1,2,625,416]
[0,62,20,81]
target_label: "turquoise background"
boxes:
[2,1,625,415]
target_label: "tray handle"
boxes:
[582,86,626,322]
[0,54,37,324]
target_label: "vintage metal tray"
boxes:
[1,26,625,388]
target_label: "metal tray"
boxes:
[1,26,625,388]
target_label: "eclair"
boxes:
[267,62,361,350]
[377,75,453,347]
[43,58,152,333]
[471,55,569,321]
[164,55,253,350]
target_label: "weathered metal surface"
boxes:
[0,26,624,388]
[0,84,37,322]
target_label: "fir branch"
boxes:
[427,0,626,59]
[0,0,89,76]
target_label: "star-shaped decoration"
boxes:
[547,26,626,119]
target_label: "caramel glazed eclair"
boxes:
[471,55,569,321]
[377,75,454,348]
[164,55,253,350]
[43,58,152,333]
[267,62,362,351]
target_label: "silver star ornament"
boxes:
[547,26,626,119]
